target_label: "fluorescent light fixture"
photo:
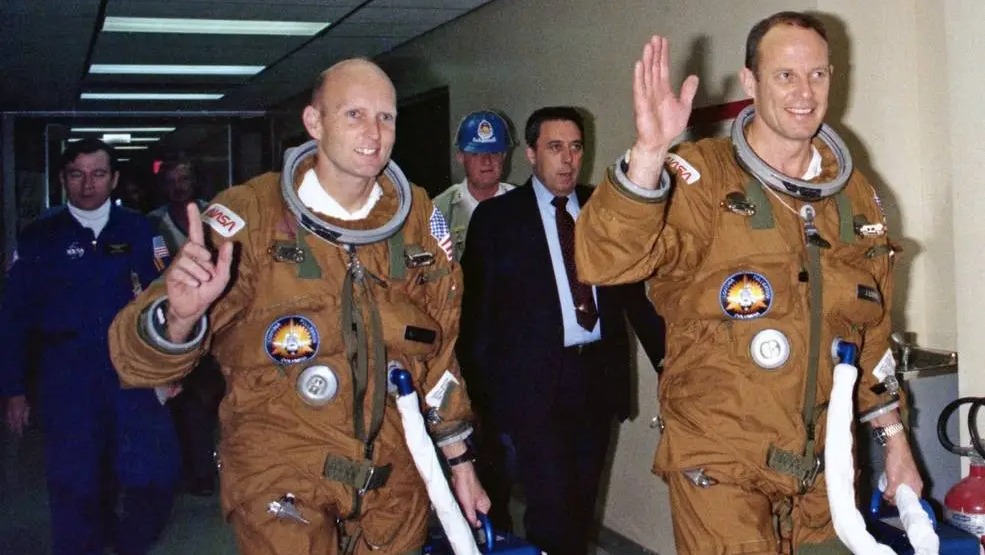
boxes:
[80,92,224,101]
[89,64,264,76]
[103,16,329,36]
[102,133,131,143]
[71,127,176,133]
[129,137,161,142]
[115,145,148,150]
[67,138,82,142]
[119,158,131,162]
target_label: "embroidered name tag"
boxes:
[857,284,882,304]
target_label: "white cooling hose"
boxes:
[394,391,481,555]
[825,361,897,554]
[878,474,939,555]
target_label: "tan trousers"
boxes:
[666,472,852,554]
[228,493,427,555]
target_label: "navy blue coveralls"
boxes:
[0,205,180,555]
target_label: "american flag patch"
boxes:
[152,235,170,258]
[428,207,454,261]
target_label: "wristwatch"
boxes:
[446,439,477,467]
[872,422,905,446]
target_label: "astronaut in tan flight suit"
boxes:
[575,12,923,555]
[109,59,489,555]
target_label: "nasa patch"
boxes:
[666,153,701,185]
[265,315,320,365]
[66,241,86,259]
[202,203,246,238]
[720,271,773,320]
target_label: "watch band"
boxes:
[446,445,476,467]
[873,422,905,446]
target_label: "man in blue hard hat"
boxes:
[433,110,515,261]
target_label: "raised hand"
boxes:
[164,202,234,342]
[628,35,700,189]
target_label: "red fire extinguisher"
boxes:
[939,396,985,548]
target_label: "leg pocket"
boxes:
[667,472,778,554]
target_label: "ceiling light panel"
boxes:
[71,127,176,133]
[80,92,225,101]
[102,16,329,36]
[89,64,264,76]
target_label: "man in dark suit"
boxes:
[458,106,665,555]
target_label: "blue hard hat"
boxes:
[455,111,511,154]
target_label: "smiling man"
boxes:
[575,11,922,554]
[108,58,488,555]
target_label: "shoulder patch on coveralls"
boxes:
[425,371,459,409]
[202,203,246,238]
[666,153,701,185]
[428,207,453,261]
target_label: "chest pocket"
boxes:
[823,245,885,327]
[377,290,441,359]
[379,232,442,359]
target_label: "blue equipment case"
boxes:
[424,514,540,555]
[868,491,980,554]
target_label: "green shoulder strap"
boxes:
[743,179,775,230]
[294,226,322,279]
[835,191,855,244]
[387,226,407,280]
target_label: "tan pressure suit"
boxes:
[110,153,472,555]
[575,137,902,554]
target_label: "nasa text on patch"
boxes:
[202,203,246,238]
[666,153,701,185]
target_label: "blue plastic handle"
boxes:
[834,339,858,366]
[868,489,938,530]
[388,364,414,396]
[477,512,495,553]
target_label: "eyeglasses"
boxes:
[65,169,112,181]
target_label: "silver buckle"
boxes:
[800,455,823,493]
[357,465,376,496]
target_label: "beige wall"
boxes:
[380,0,980,552]
[944,0,985,439]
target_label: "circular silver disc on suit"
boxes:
[750,329,791,370]
[296,365,339,406]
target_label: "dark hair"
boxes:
[155,154,201,204]
[745,11,828,74]
[524,106,585,148]
[157,155,197,184]
[60,138,118,173]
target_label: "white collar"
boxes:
[802,146,823,181]
[297,169,382,221]
[68,199,112,237]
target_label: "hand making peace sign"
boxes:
[163,202,234,341]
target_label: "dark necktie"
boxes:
[551,196,598,331]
